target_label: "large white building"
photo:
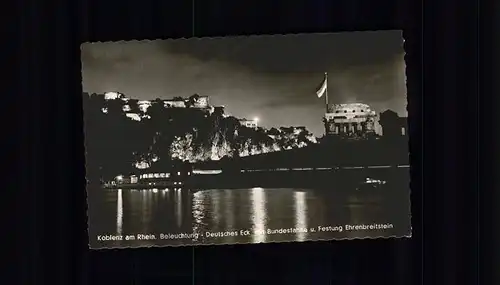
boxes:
[323,103,377,138]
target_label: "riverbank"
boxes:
[98,168,409,199]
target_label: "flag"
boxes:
[316,74,327,98]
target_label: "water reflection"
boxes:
[143,190,153,233]
[294,191,307,241]
[116,189,123,235]
[125,190,155,234]
[250,187,267,243]
[88,184,409,247]
[223,190,236,243]
[212,191,221,226]
[176,189,182,227]
[192,191,206,239]
[224,190,234,229]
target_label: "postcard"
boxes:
[82,31,411,249]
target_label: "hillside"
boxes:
[82,92,317,180]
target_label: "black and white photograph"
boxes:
[83,31,411,249]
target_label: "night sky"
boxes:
[81,30,407,136]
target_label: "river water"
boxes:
[87,183,411,248]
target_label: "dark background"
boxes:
[14,0,483,284]
[480,2,498,284]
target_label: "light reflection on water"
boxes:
[192,191,206,238]
[224,190,233,229]
[250,187,267,243]
[116,189,123,235]
[294,191,307,241]
[89,186,409,247]
[176,189,182,227]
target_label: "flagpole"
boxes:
[324,72,329,113]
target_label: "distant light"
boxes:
[116,175,123,180]
[177,172,181,175]
[253,117,259,122]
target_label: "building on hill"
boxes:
[323,103,377,139]
[99,92,213,113]
[161,95,211,109]
[191,95,209,108]
[378,110,407,137]
[104,91,124,100]
[164,98,186,108]
[239,118,258,129]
